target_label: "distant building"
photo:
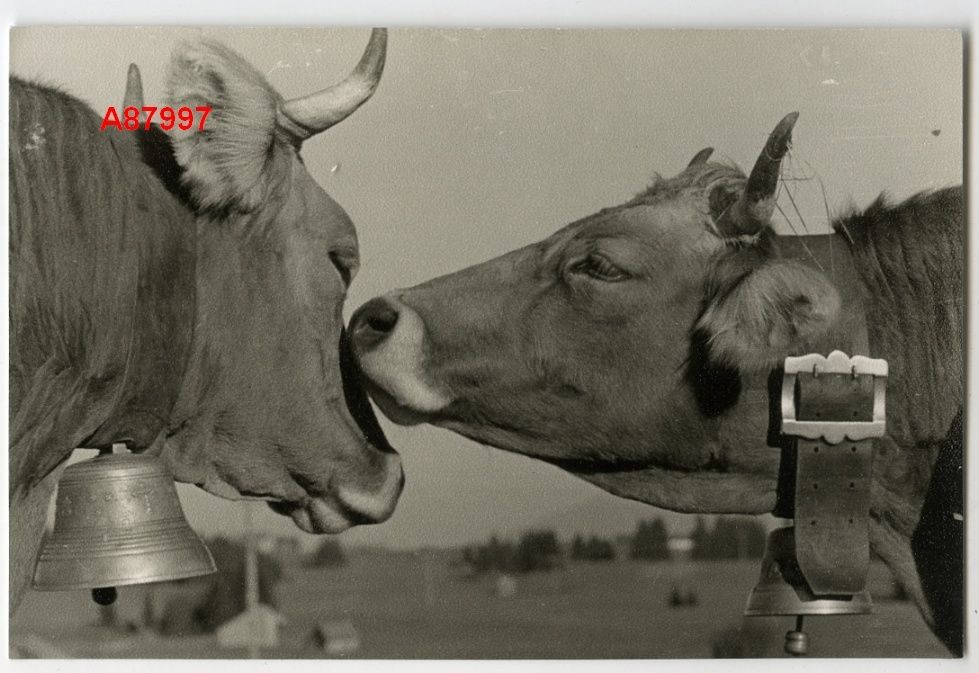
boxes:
[256,535,303,565]
[310,619,361,656]
[216,605,285,650]
[667,536,694,562]
[494,573,518,598]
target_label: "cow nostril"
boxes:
[351,298,400,350]
[367,306,398,333]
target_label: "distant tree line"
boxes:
[460,515,768,575]
[570,534,616,561]
[462,529,618,575]
[462,530,564,574]
[690,516,767,560]
[630,519,670,560]
[631,515,767,561]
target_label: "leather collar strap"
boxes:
[769,233,881,597]
[784,353,887,596]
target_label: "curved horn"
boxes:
[123,63,144,109]
[277,28,387,141]
[716,112,799,238]
[687,147,714,168]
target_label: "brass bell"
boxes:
[745,526,872,617]
[745,526,871,655]
[32,446,216,603]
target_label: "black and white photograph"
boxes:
[6,15,965,664]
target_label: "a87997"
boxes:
[100,105,212,132]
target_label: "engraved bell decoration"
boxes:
[32,445,216,604]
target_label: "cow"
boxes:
[349,113,964,654]
[9,29,403,612]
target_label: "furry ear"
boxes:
[696,259,841,371]
[166,40,285,212]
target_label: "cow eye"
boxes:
[329,249,358,287]
[568,253,628,282]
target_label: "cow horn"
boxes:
[716,112,799,238]
[123,63,144,109]
[687,147,714,167]
[277,28,387,141]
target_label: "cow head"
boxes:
[351,113,847,515]
[140,31,402,533]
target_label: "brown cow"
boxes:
[9,30,402,611]
[350,113,963,653]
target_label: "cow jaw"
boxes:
[162,421,404,535]
[431,402,781,516]
[189,454,403,536]
[159,333,405,534]
[570,464,777,514]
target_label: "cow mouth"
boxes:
[339,330,399,455]
[263,334,403,534]
[267,462,403,534]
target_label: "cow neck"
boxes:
[749,231,873,518]
[84,215,198,452]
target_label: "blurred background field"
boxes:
[11,529,947,659]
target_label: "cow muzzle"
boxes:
[269,451,404,534]
[349,295,453,420]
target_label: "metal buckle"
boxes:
[781,350,888,444]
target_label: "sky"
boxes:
[10,27,963,550]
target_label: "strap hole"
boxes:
[848,518,854,524]
[812,483,819,490]
[813,447,819,453]
[810,520,817,526]
[851,446,857,452]
[849,482,855,489]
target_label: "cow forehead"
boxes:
[548,197,715,255]
[543,162,748,254]
[284,157,357,246]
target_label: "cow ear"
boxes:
[166,40,284,212]
[696,260,841,371]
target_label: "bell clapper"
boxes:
[784,615,809,656]
[92,586,118,606]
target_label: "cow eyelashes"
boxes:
[329,250,358,287]
[567,253,629,282]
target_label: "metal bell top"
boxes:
[33,448,216,592]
